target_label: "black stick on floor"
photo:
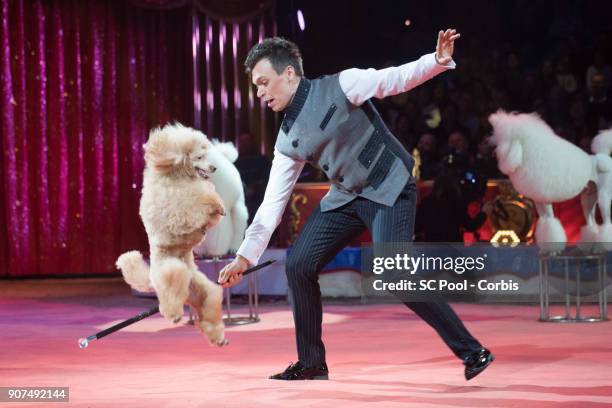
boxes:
[78,259,276,349]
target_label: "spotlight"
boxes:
[297,10,305,31]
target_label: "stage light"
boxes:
[404,19,411,26]
[491,230,520,247]
[297,9,305,31]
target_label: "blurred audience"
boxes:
[238,16,610,243]
[234,132,271,223]
[372,25,612,183]
[415,171,490,242]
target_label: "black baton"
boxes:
[78,259,276,348]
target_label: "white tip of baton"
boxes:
[78,338,89,349]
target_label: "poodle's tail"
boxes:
[116,251,154,292]
[591,128,612,155]
[212,140,239,163]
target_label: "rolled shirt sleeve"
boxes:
[339,52,455,106]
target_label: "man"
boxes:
[219,30,494,381]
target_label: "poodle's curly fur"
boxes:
[116,123,227,346]
[489,111,612,253]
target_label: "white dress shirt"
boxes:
[237,52,455,265]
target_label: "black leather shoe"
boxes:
[464,348,494,380]
[269,362,329,380]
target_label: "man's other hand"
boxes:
[435,28,461,65]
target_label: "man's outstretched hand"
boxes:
[436,28,461,65]
[218,254,250,288]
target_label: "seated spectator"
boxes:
[416,133,439,180]
[474,137,500,180]
[586,51,611,92]
[446,130,470,157]
[586,73,612,133]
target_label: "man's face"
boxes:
[251,58,296,112]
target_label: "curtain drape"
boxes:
[198,12,278,153]
[0,0,275,277]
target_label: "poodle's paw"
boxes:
[535,216,567,254]
[158,301,184,324]
[116,250,144,270]
[215,338,229,347]
[208,333,229,347]
[211,336,228,347]
[594,223,612,252]
[198,320,227,346]
[580,223,600,242]
[206,212,224,230]
[577,223,600,252]
[212,201,226,217]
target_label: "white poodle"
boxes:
[590,129,612,250]
[194,140,248,257]
[489,111,612,252]
[115,123,228,345]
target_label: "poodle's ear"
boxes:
[144,128,181,169]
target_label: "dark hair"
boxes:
[244,37,303,77]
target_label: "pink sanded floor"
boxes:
[1,278,612,408]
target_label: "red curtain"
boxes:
[0,0,275,277]
[197,13,278,153]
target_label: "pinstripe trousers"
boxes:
[285,181,483,367]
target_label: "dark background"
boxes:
[277,0,610,76]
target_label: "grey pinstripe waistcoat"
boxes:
[275,74,414,212]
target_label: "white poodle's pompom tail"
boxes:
[116,251,154,292]
[212,140,239,163]
[591,128,612,155]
